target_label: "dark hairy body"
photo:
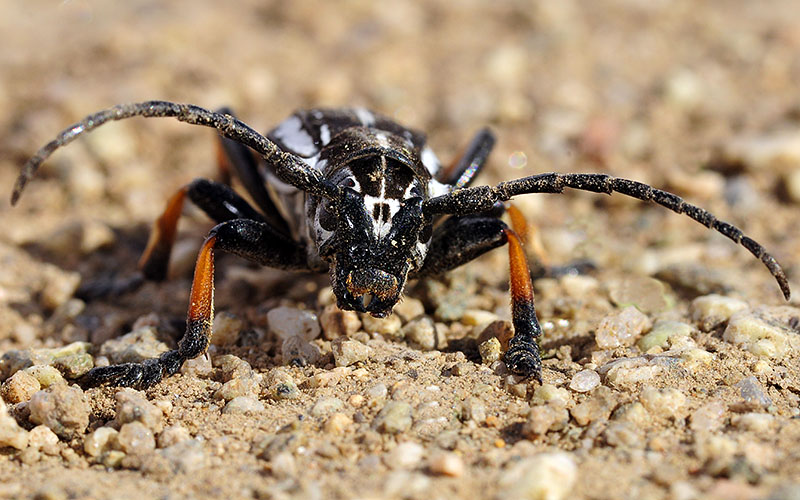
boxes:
[11,101,792,389]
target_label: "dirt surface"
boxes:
[2,1,800,499]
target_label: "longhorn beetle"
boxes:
[11,101,791,389]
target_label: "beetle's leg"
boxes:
[438,128,496,189]
[139,178,266,281]
[423,173,791,300]
[82,218,308,389]
[12,101,340,206]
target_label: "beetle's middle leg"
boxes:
[83,217,308,389]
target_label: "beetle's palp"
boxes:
[11,101,340,206]
[423,172,791,300]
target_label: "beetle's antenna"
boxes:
[423,172,791,300]
[11,101,339,205]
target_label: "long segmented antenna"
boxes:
[423,172,791,300]
[11,101,339,205]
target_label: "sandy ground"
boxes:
[1,1,800,499]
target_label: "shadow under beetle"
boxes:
[11,101,791,388]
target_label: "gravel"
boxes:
[497,452,577,500]
[331,337,373,367]
[112,388,164,433]
[595,306,652,349]
[568,369,600,393]
[374,401,413,434]
[117,421,156,455]
[28,384,90,440]
[0,395,29,450]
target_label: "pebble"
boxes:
[386,441,424,469]
[604,422,643,448]
[112,388,164,433]
[367,383,388,402]
[28,384,90,439]
[478,338,502,364]
[460,397,487,424]
[784,168,800,203]
[392,297,426,322]
[306,367,351,388]
[319,304,362,340]
[735,376,772,410]
[211,311,245,346]
[429,452,464,477]
[595,306,652,349]
[213,372,262,401]
[268,306,320,341]
[0,395,29,450]
[689,294,749,331]
[402,317,446,350]
[639,387,686,421]
[281,336,322,366]
[117,422,155,455]
[560,274,599,298]
[608,276,671,314]
[374,401,413,434]
[477,320,514,351]
[723,309,798,359]
[180,354,213,378]
[223,396,265,415]
[99,326,170,364]
[568,370,600,393]
[1,370,41,403]
[461,309,499,327]
[324,412,353,434]
[25,365,66,388]
[497,452,577,500]
[523,404,569,436]
[27,425,59,453]
[361,313,402,336]
[158,439,207,473]
[690,401,726,433]
[157,424,191,449]
[40,267,81,311]
[570,386,617,426]
[310,396,344,417]
[52,353,93,379]
[101,450,126,468]
[731,413,775,434]
[637,321,694,352]
[719,129,800,173]
[84,427,119,457]
[331,338,373,367]
[599,355,680,388]
[214,354,253,381]
[531,384,571,407]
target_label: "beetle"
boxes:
[11,101,792,389]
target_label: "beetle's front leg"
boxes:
[82,218,308,389]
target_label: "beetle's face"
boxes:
[313,155,430,317]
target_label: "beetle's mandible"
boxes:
[11,101,792,389]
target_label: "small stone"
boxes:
[268,306,320,341]
[100,450,126,468]
[214,354,252,381]
[158,439,207,473]
[361,313,402,336]
[570,386,617,427]
[402,317,446,350]
[28,384,90,439]
[639,387,686,421]
[429,452,464,477]
[0,395,29,450]
[332,338,373,367]
[319,304,362,340]
[306,367,351,388]
[213,373,262,401]
[52,353,93,379]
[560,275,599,298]
[608,276,671,314]
[311,397,345,417]
[112,388,164,433]
[211,311,245,346]
[735,376,772,410]
[367,383,388,402]
[375,401,413,434]
[784,168,800,203]
[690,401,726,433]
[180,354,213,378]
[349,394,365,408]
[604,422,643,448]
[690,294,749,331]
[27,425,59,452]
[84,427,120,457]
[599,355,681,388]
[497,452,577,500]
[719,129,800,173]
[461,309,499,327]
[460,397,487,424]
[568,370,600,393]
[731,413,775,434]
[595,306,652,349]
[117,422,155,455]
[531,384,571,407]
[523,404,569,436]
[40,268,81,310]
[637,321,694,352]
[24,365,66,388]
[392,297,425,322]
[723,309,799,359]
[478,337,502,365]
[324,412,352,434]
[157,424,191,449]
[223,396,265,415]
[477,320,514,351]
[99,326,170,364]
[269,451,297,479]
[281,336,321,366]
[1,370,41,403]
[386,441,424,469]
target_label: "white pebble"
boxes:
[268,307,320,341]
[498,452,577,500]
[386,442,425,470]
[568,370,600,393]
[428,452,464,477]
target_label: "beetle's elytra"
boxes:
[12,101,791,388]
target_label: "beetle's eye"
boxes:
[343,177,356,188]
[318,200,336,231]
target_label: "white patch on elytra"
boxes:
[320,124,331,145]
[272,115,317,157]
[420,146,441,175]
[354,108,375,127]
